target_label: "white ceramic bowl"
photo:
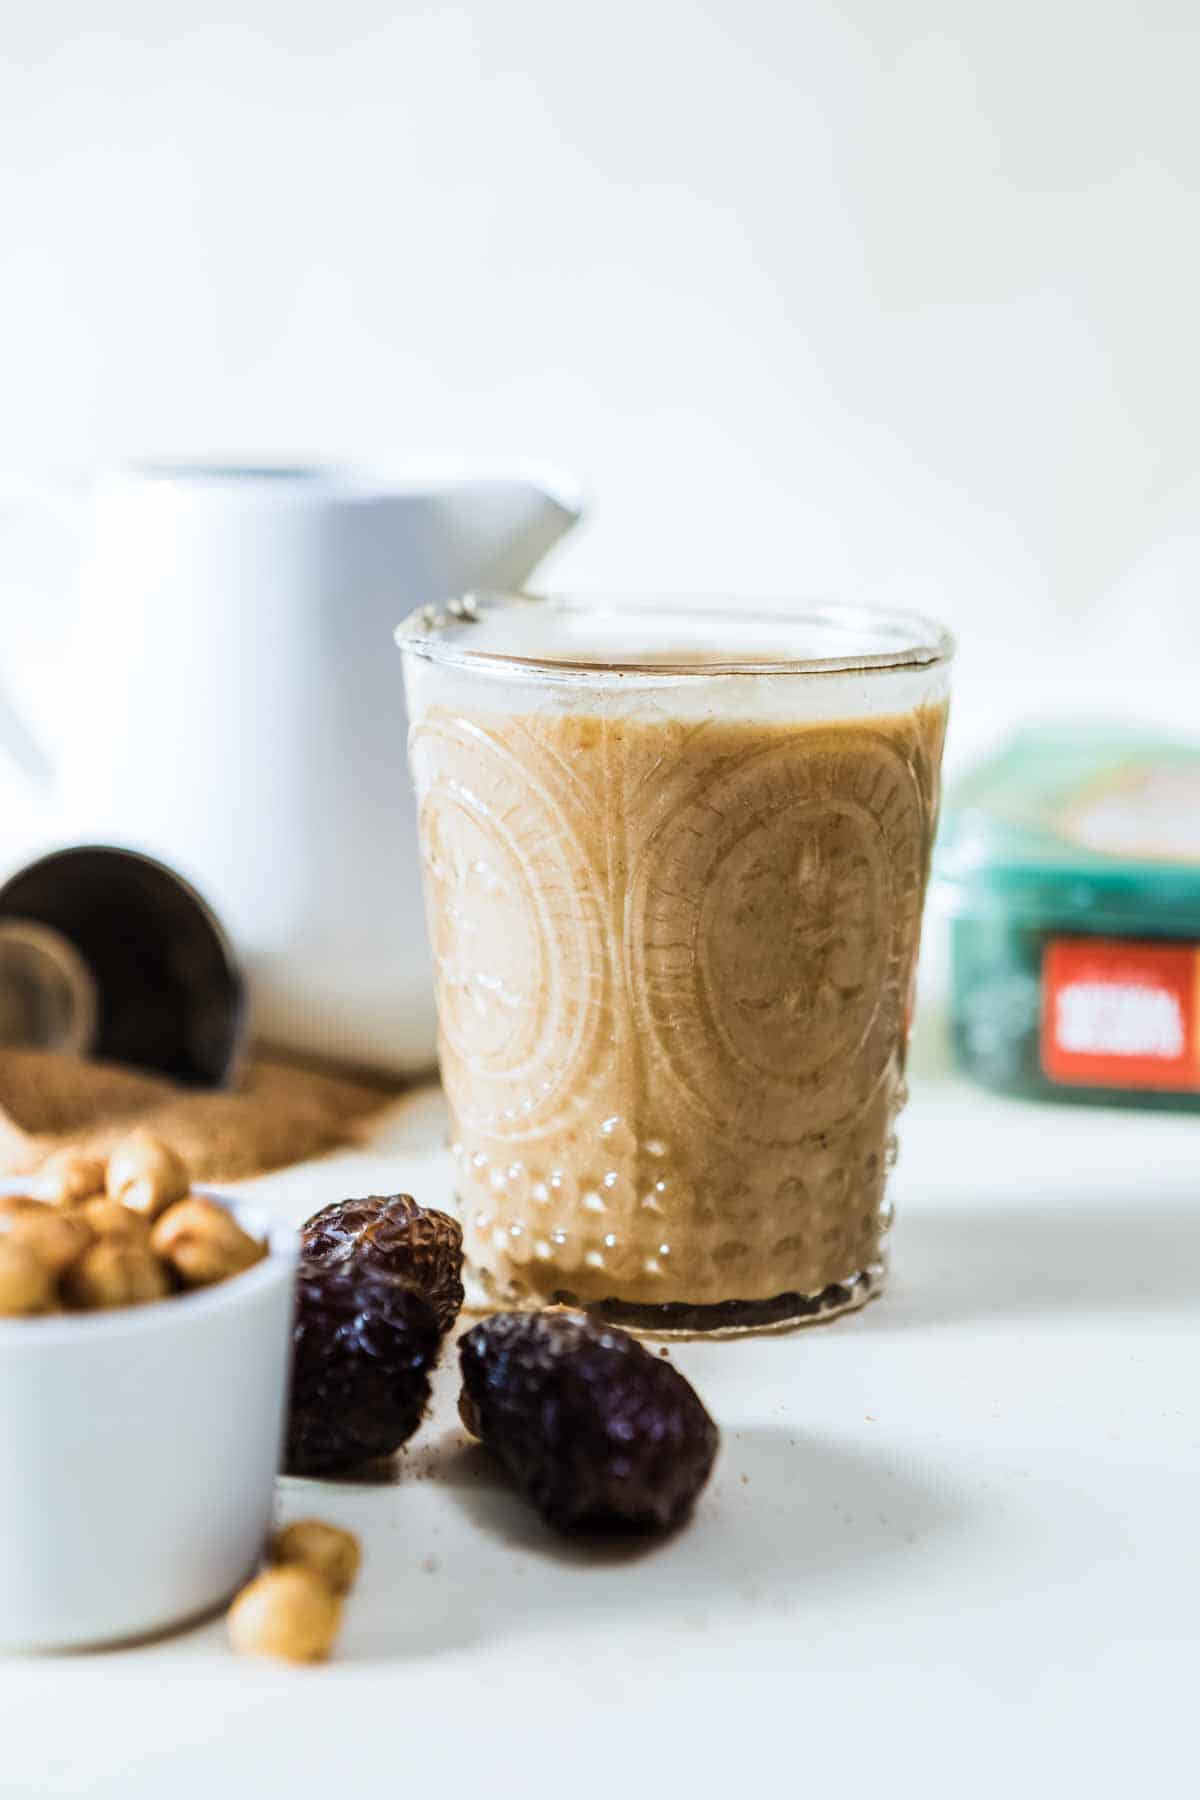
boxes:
[0,1195,297,1651]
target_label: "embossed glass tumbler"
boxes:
[397,594,954,1333]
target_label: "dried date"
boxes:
[286,1262,440,1476]
[301,1193,464,1335]
[458,1311,719,1533]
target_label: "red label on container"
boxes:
[1042,938,1200,1091]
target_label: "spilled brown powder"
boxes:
[0,1050,397,1184]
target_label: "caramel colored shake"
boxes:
[399,596,953,1331]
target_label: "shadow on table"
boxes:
[341,1420,972,1663]
[879,1199,1200,1329]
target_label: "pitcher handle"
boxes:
[0,472,83,793]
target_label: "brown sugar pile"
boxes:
[0,1049,399,1184]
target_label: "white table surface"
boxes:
[3,1054,1196,1800]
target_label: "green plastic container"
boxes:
[934,726,1200,1110]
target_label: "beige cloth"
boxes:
[0,1050,398,1184]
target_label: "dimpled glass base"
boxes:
[461,1255,886,1338]
[588,1261,885,1336]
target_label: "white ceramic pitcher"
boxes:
[0,463,581,1073]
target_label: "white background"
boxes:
[2,0,1199,768]
[1,17,1198,1792]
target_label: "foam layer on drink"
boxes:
[402,596,949,727]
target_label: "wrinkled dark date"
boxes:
[300,1194,464,1336]
[458,1311,720,1533]
[286,1261,441,1476]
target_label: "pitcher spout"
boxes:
[426,464,583,593]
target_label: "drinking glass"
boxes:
[397,594,953,1332]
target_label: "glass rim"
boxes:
[394,591,956,681]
